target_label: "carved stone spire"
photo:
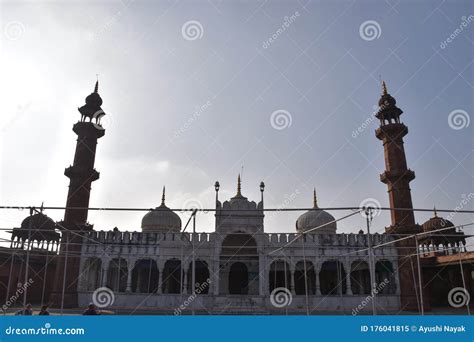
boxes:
[313,188,318,208]
[236,174,242,196]
[382,80,388,96]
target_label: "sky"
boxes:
[0,0,473,243]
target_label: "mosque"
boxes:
[0,82,471,314]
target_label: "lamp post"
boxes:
[214,181,220,207]
[191,209,197,315]
[365,207,377,315]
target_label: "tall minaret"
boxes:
[63,80,105,225]
[376,81,419,233]
[51,81,106,308]
[375,81,423,311]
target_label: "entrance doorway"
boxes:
[229,262,248,294]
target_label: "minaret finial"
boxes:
[161,186,166,205]
[94,75,99,94]
[313,188,318,207]
[433,206,437,217]
[237,174,242,196]
[382,80,388,96]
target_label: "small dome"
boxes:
[85,80,103,107]
[85,92,103,108]
[21,212,56,231]
[422,209,454,233]
[378,80,396,107]
[296,189,337,234]
[141,187,181,233]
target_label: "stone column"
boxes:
[337,262,344,295]
[315,261,321,295]
[392,262,401,295]
[157,262,163,294]
[212,235,220,296]
[101,260,109,288]
[126,260,133,293]
[183,267,188,295]
[290,262,296,295]
[258,252,265,296]
[345,260,352,295]
[213,257,220,296]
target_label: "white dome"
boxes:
[296,190,337,234]
[141,187,181,233]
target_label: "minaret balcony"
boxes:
[64,166,100,182]
[73,121,106,138]
[375,122,408,140]
[380,169,415,184]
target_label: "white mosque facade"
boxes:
[77,183,400,314]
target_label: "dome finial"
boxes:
[382,80,388,96]
[433,206,437,217]
[161,186,166,205]
[94,77,99,94]
[237,174,242,196]
[313,188,318,208]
